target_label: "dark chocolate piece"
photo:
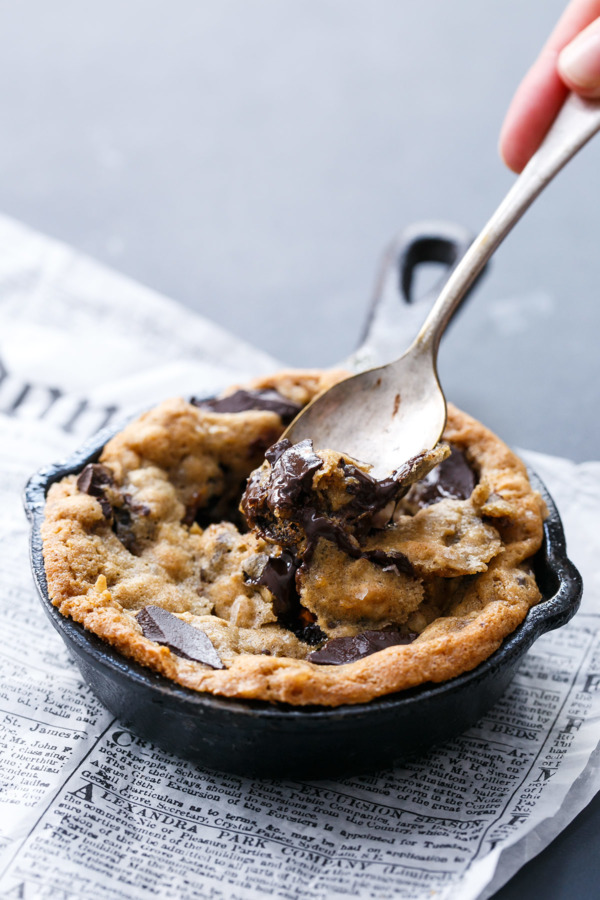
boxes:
[251,550,298,619]
[294,608,327,645]
[407,446,476,509]
[298,623,327,646]
[308,630,417,666]
[243,440,414,636]
[243,440,421,548]
[112,494,151,554]
[246,551,327,643]
[76,463,114,519]
[242,439,325,542]
[265,439,324,510]
[137,606,224,669]
[192,389,302,425]
[77,463,114,495]
[337,458,412,528]
[362,548,413,576]
[112,506,138,553]
[246,551,325,643]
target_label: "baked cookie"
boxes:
[41,370,546,706]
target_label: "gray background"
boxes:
[1,1,598,895]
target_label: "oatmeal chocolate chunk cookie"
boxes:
[42,369,547,706]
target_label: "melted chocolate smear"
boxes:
[308,629,417,666]
[112,505,139,553]
[298,508,413,574]
[111,494,150,554]
[338,459,408,527]
[242,439,414,641]
[265,439,324,510]
[247,551,326,645]
[137,606,224,669]
[192,389,302,425]
[363,548,413,576]
[252,550,298,619]
[408,446,476,509]
[242,439,324,540]
[77,463,114,519]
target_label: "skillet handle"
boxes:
[356,221,487,366]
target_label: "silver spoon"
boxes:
[284,94,600,478]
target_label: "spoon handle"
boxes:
[415,93,600,354]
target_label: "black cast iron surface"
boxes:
[25,433,582,778]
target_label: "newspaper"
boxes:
[0,213,599,900]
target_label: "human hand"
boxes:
[500,0,600,172]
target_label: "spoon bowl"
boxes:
[285,340,445,479]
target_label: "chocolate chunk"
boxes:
[298,623,327,646]
[265,439,324,510]
[192,389,302,424]
[77,463,114,495]
[110,493,151,553]
[294,609,327,645]
[362,548,413,576]
[407,446,476,509]
[112,505,138,553]
[76,463,114,519]
[137,606,224,669]
[246,551,327,643]
[264,441,290,466]
[242,439,324,539]
[243,439,415,582]
[337,459,408,526]
[308,630,417,666]
[299,508,360,560]
[250,550,298,619]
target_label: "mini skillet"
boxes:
[24,223,582,778]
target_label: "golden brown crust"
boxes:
[41,370,546,707]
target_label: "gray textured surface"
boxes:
[0,1,599,895]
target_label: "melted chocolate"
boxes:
[308,629,417,665]
[77,463,152,550]
[264,439,324,510]
[362,548,413,576]
[242,439,325,543]
[244,441,424,543]
[242,439,415,638]
[337,459,410,528]
[137,606,224,669]
[76,463,114,519]
[111,494,150,554]
[192,389,302,424]
[246,551,326,644]
[297,508,412,573]
[408,446,475,508]
[252,550,298,619]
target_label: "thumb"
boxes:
[558,16,600,97]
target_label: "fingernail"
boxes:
[559,19,600,92]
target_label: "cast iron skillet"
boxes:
[24,223,582,778]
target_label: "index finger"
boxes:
[499,0,600,172]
